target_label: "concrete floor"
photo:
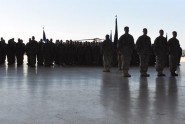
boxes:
[0,63,185,124]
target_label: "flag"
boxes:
[43,28,46,42]
[110,30,112,42]
[114,16,118,49]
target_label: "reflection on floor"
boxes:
[0,63,185,124]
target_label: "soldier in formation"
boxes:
[16,38,25,66]
[26,36,38,67]
[136,28,152,77]
[153,30,168,76]
[0,37,6,65]
[6,38,16,65]
[37,39,44,66]
[168,31,181,76]
[118,26,135,77]
[42,39,55,67]
[102,35,113,72]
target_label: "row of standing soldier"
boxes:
[102,27,182,77]
[0,37,104,67]
[0,30,182,72]
[0,37,140,67]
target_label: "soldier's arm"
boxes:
[136,37,141,52]
[131,35,135,49]
[117,37,122,51]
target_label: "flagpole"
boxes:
[43,27,46,43]
[114,15,118,49]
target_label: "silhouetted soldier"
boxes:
[84,42,92,65]
[54,40,60,65]
[178,47,182,66]
[76,42,84,65]
[37,39,44,66]
[117,47,122,70]
[66,40,75,65]
[102,35,113,72]
[153,30,168,76]
[92,42,101,66]
[26,38,31,65]
[74,41,79,65]
[130,46,139,66]
[0,37,7,65]
[149,44,156,66]
[57,40,66,66]
[118,26,135,77]
[49,39,56,65]
[43,39,55,66]
[16,39,25,66]
[136,28,152,77]
[6,38,16,65]
[26,36,38,67]
[168,31,181,76]
[98,42,103,66]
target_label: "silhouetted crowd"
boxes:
[0,37,104,67]
[0,28,182,77]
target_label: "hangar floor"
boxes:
[0,63,185,124]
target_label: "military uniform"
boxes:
[118,33,135,77]
[178,47,182,65]
[16,39,25,66]
[92,43,101,66]
[6,39,16,65]
[153,36,168,76]
[43,41,55,67]
[168,37,181,76]
[66,42,75,65]
[58,42,66,66]
[136,35,152,76]
[26,38,38,67]
[102,38,113,72]
[0,38,7,65]
[37,40,44,66]
[117,50,122,70]
[84,42,92,65]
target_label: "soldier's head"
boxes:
[143,28,147,35]
[70,40,73,44]
[1,37,5,43]
[172,31,177,38]
[50,38,53,43]
[32,36,35,41]
[159,30,164,36]
[18,38,21,42]
[105,34,109,40]
[124,26,129,34]
[18,39,23,43]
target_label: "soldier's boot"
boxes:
[118,63,122,71]
[103,66,109,72]
[141,72,150,77]
[118,67,122,71]
[103,69,108,72]
[171,72,178,76]
[123,70,131,77]
[157,71,165,76]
